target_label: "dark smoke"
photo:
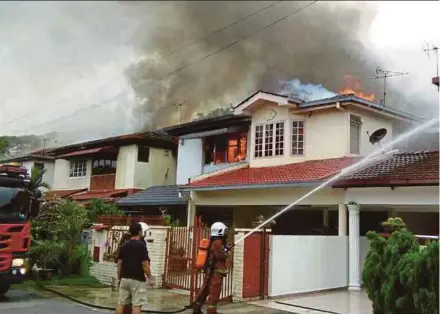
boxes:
[124,1,384,128]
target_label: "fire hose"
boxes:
[34,261,220,314]
[35,280,195,313]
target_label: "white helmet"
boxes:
[139,222,149,237]
[211,222,228,237]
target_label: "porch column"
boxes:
[186,191,196,228]
[348,203,361,291]
[338,203,347,236]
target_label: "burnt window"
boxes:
[138,146,150,163]
[92,158,117,175]
[204,133,247,165]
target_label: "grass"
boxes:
[14,274,107,292]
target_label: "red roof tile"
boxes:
[71,189,133,201]
[58,146,117,158]
[334,151,439,187]
[187,157,358,188]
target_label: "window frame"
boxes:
[254,120,286,159]
[92,158,117,175]
[34,162,45,170]
[291,119,306,156]
[349,114,362,155]
[204,132,248,165]
[137,146,150,163]
[69,160,87,179]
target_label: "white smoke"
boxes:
[280,78,337,101]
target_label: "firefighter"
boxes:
[193,222,230,314]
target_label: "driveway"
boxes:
[251,290,373,314]
[0,289,107,314]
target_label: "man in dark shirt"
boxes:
[115,222,155,314]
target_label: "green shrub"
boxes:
[86,198,123,223]
[363,218,439,314]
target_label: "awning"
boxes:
[71,189,132,201]
[180,126,247,140]
[45,188,87,199]
[58,146,118,159]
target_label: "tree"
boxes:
[29,166,50,197]
[363,218,439,314]
[0,137,8,157]
[87,198,123,223]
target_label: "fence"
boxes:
[163,217,234,303]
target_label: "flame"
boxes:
[339,74,375,102]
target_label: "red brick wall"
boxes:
[90,174,116,190]
[242,233,269,298]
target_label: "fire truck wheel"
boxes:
[0,283,10,296]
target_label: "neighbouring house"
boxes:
[0,148,56,191]
[161,90,438,298]
[42,132,177,204]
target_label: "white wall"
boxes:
[249,103,347,168]
[346,107,393,156]
[115,144,177,189]
[269,236,348,296]
[53,158,92,190]
[176,138,203,185]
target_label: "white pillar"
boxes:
[348,203,361,291]
[338,204,347,236]
[186,192,196,228]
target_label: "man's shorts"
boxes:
[118,278,148,307]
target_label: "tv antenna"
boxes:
[423,42,439,92]
[372,67,409,109]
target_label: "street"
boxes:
[0,289,108,314]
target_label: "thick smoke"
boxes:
[124,1,387,127]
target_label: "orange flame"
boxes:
[339,74,375,102]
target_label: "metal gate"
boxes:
[163,217,233,303]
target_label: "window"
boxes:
[138,146,150,163]
[291,120,305,156]
[92,158,116,175]
[350,115,361,155]
[254,122,285,158]
[204,133,247,165]
[69,160,87,178]
[34,162,45,170]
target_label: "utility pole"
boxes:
[42,139,49,156]
[372,67,409,109]
[174,101,186,124]
[423,42,439,91]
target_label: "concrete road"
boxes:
[0,288,108,314]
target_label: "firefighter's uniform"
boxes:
[193,222,229,314]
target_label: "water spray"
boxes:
[232,117,439,247]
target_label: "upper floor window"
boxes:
[254,122,285,158]
[291,120,305,156]
[138,146,150,163]
[69,160,87,178]
[34,162,45,170]
[92,159,116,175]
[350,115,361,155]
[204,132,247,165]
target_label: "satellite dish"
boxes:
[368,128,387,145]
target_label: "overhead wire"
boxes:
[1,1,281,129]
[2,1,319,136]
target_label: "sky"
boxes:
[0,1,438,144]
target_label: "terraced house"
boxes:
[160,90,438,299]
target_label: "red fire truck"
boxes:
[0,163,37,295]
